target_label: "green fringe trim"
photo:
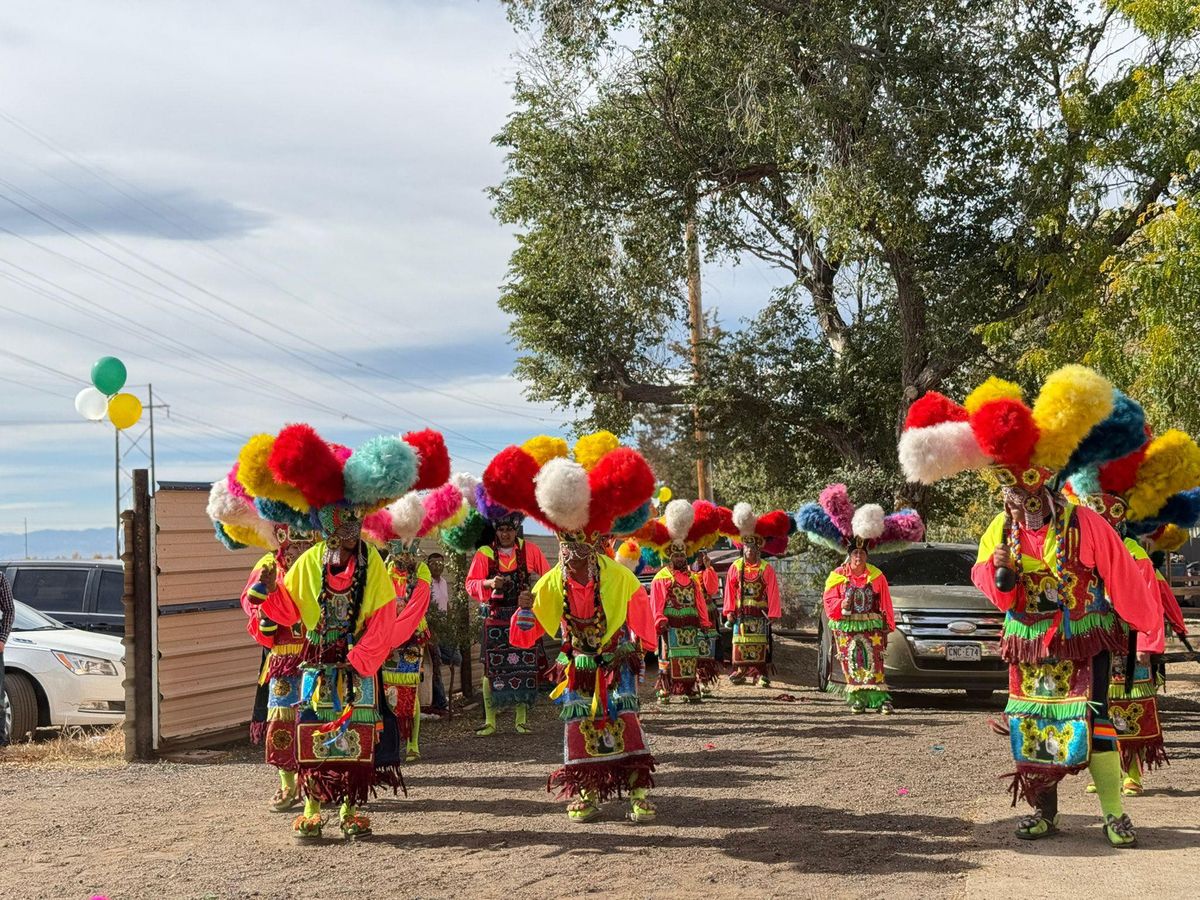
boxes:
[665,607,699,618]
[1005,697,1090,720]
[559,701,592,721]
[846,688,890,708]
[382,671,420,686]
[1109,682,1155,701]
[1003,611,1116,641]
[573,654,597,671]
[829,617,885,634]
[614,695,640,712]
[351,707,379,724]
[556,652,571,667]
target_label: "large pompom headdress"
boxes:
[482,431,655,543]
[363,479,467,554]
[207,465,277,551]
[899,364,1116,493]
[727,501,792,557]
[795,483,925,555]
[266,424,450,537]
[636,498,725,561]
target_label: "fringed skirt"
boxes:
[1109,656,1167,772]
[295,668,381,806]
[730,613,772,679]
[655,623,701,697]
[830,615,890,709]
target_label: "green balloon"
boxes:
[91,356,127,395]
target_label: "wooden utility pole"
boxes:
[685,189,709,501]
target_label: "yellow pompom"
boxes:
[236,433,310,511]
[1128,430,1200,521]
[1031,365,1114,469]
[442,502,468,529]
[1152,524,1189,553]
[964,377,1025,414]
[521,435,569,466]
[224,522,273,550]
[616,538,640,561]
[573,431,620,470]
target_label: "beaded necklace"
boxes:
[561,560,606,655]
[1005,500,1070,605]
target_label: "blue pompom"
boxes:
[1063,390,1146,479]
[795,503,843,544]
[612,501,652,536]
[343,435,418,505]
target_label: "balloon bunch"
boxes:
[73,356,144,430]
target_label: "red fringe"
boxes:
[1122,739,1169,774]
[394,687,417,741]
[373,764,408,796]
[695,659,721,687]
[654,673,696,696]
[546,756,656,802]
[1000,627,1125,665]
[249,720,267,745]
[1001,763,1085,808]
[297,764,375,806]
[731,663,775,679]
[266,653,303,681]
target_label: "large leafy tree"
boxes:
[493,0,1200,519]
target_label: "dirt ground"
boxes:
[2,639,1198,900]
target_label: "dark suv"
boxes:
[1,560,124,635]
[816,543,1007,697]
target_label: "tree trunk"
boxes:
[886,244,932,515]
[686,190,710,501]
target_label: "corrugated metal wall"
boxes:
[153,484,263,747]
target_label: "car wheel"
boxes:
[817,618,832,692]
[3,671,39,743]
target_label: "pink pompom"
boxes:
[818,484,855,540]
[419,483,463,535]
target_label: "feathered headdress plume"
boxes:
[795,483,925,554]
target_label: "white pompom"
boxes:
[389,492,425,542]
[450,471,479,497]
[732,501,757,536]
[206,480,255,527]
[665,499,695,542]
[898,421,990,485]
[851,504,885,541]
[534,457,591,531]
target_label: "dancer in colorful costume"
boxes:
[638,499,721,703]
[899,365,1159,846]
[363,480,465,762]
[723,504,791,687]
[465,475,552,735]
[1066,424,1200,796]
[247,424,449,841]
[484,432,659,823]
[797,486,925,714]
[209,462,314,810]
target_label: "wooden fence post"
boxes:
[123,469,154,761]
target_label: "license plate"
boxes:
[946,643,981,662]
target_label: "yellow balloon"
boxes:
[658,486,672,503]
[108,392,143,430]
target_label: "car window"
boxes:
[12,600,67,631]
[97,570,125,614]
[874,549,974,586]
[10,568,89,613]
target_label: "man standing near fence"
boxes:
[426,552,460,717]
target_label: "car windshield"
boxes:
[12,599,68,631]
[873,548,975,586]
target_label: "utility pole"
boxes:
[685,188,709,501]
[23,518,28,559]
[113,385,168,559]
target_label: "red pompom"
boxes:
[1099,441,1149,496]
[483,446,543,522]
[268,424,345,508]
[403,429,451,491]
[330,444,353,464]
[716,506,736,535]
[970,399,1039,467]
[687,500,721,543]
[585,448,655,535]
[904,392,968,430]
[635,520,670,546]
[762,534,790,557]
[362,509,395,543]
[756,510,792,539]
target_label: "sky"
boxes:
[0,0,787,533]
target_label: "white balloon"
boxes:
[74,386,109,421]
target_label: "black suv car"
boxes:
[1,560,124,635]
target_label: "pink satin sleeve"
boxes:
[465,551,492,603]
[348,599,398,678]
[393,581,431,647]
[625,585,658,651]
[525,542,552,577]
[721,567,739,617]
[763,565,781,619]
[257,582,301,629]
[239,566,276,649]
[650,577,669,628]
[696,586,714,628]
[701,567,719,597]
[971,558,1020,612]
[1158,575,1187,636]
[875,574,895,632]
[822,581,845,621]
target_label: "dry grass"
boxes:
[2,725,124,767]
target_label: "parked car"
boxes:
[817,543,1007,697]
[1,559,124,635]
[3,600,126,741]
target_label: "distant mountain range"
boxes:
[0,528,118,560]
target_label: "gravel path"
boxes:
[2,640,1197,900]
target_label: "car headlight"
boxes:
[52,651,119,676]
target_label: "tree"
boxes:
[494,0,1200,520]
